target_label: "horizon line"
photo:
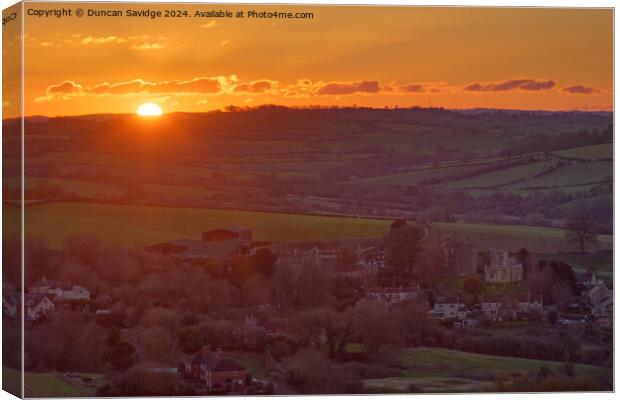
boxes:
[3,104,614,121]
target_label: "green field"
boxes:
[14,177,125,197]
[509,161,612,189]
[551,143,612,160]
[16,202,393,247]
[7,202,613,252]
[3,367,95,397]
[434,221,612,253]
[353,164,487,186]
[441,160,557,189]
[364,347,611,393]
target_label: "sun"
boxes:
[136,102,163,117]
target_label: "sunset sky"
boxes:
[3,4,614,117]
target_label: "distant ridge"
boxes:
[5,105,612,121]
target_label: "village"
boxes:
[2,220,613,394]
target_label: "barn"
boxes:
[202,226,252,243]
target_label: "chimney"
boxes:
[201,346,210,357]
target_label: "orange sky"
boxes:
[3,4,614,117]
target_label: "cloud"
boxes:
[220,40,230,46]
[464,78,555,92]
[81,36,127,45]
[43,76,238,100]
[233,80,277,93]
[130,43,165,51]
[562,85,601,94]
[316,80,381,95]
[2,101,10,108]
[90,77,232,95]
[47,80,84,95]
[200,20,218,28]
[401,84,425,93]
[197,99,209,105]
[399,81,451,94]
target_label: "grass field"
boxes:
[3,367,94,397]
[509,161,612,189]
[15,177,126,197]
[364,347,611,393]
[7,202,613,252]
[433,221,612,253]
[353,164,487,186]
[16,202,393,247]
[551,143,612,160]
[441,160,557,189]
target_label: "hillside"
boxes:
[3,107,613,236]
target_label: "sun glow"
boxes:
[137,102,163,117]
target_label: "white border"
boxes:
[0,1,617,400]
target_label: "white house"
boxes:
[30,278,90,301]
[587,281,612,319]
[481,293,542,320]
[366,286,420,305]
[428,295,466,320]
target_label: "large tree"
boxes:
[565,216,599,254]
[382,220,424,285]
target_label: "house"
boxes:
[366,286,420,305]
[481,249,523,283]
[3,293,56,321]
[185,347,248,391]
[29,278,90,301]
[427,295,466,320]
[587,281,612,320]
[441,237,478,275]
[577,270,605,292]
[279,243,339,269]
[481,293,542,320]
[358,248,385,274]
[203,226,252,243]
[146,239,201,256]
[331,264,369,280]
[174,240,250,262]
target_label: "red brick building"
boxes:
[185,347,248,391]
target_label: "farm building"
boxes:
[184,347,248,391]
[203,226,253,243]
[480,249,523,283]
[481,293,542,320]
